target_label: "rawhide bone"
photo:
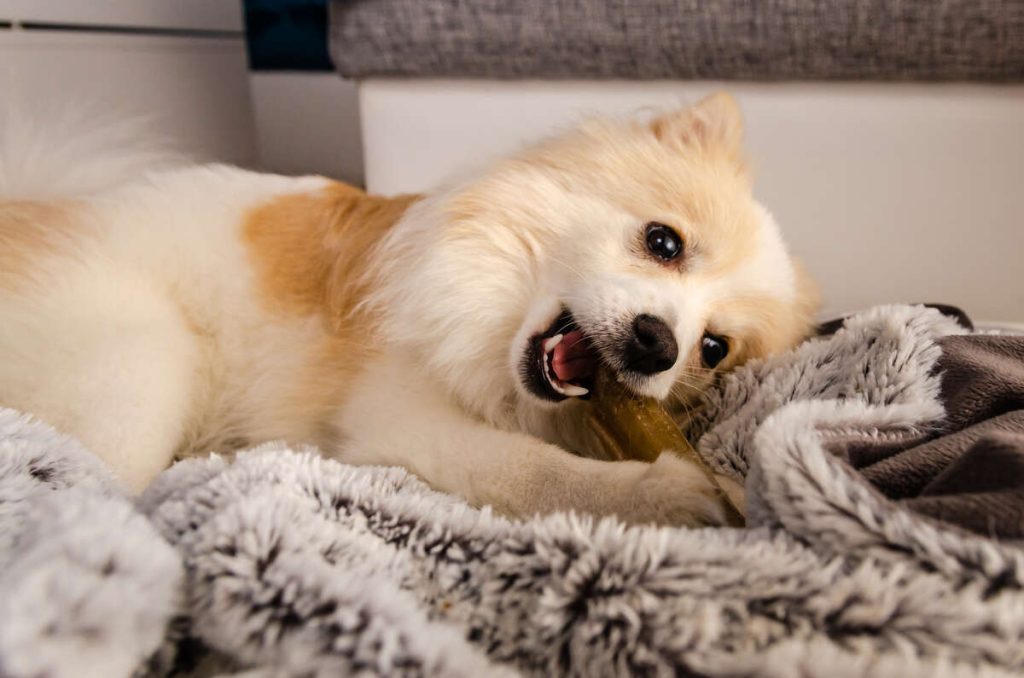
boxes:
[582,368,745,527]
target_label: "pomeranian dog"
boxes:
[0,93,816,526]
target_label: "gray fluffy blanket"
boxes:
[1,305,1022,677]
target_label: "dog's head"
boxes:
[373,93,818,425]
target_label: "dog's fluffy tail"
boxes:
[0,96,183,201]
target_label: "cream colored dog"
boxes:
[0,93,816,526]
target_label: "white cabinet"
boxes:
[0,0,243,32]
[0,0,256,166]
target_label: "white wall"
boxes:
[360,80,1024,323]
[249,73,364,185]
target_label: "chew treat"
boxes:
[582,368,746,527]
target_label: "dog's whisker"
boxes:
[545,255,587,283]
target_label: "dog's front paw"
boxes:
[620,453,736,528]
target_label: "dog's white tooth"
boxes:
[542,353,556,382]
[543,334,564,353]
[561,384,589,397]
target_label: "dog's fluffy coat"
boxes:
[0,94,817,525]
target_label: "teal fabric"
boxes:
[245,0,331,71]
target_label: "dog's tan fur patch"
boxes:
[240,182,421,447]
[242,182,420,324]
[0,201,83,290]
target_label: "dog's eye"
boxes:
[701,333,729,368]
[644,222,683,261]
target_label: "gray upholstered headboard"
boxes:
[329,0,1024,81]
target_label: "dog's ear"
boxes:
[651,92,745,163]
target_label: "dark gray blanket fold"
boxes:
[856,335,1024,539]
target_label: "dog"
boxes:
[0,93,817,526]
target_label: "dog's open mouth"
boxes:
[522,309,600,402]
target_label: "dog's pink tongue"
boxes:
[552,330,595,383]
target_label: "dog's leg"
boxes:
[336,356,727,526]
[0,273,197,492]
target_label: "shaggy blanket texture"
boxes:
[1,304,1022,677]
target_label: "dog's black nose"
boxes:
[623,314,678,375]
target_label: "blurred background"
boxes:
[0,0,1021,324]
